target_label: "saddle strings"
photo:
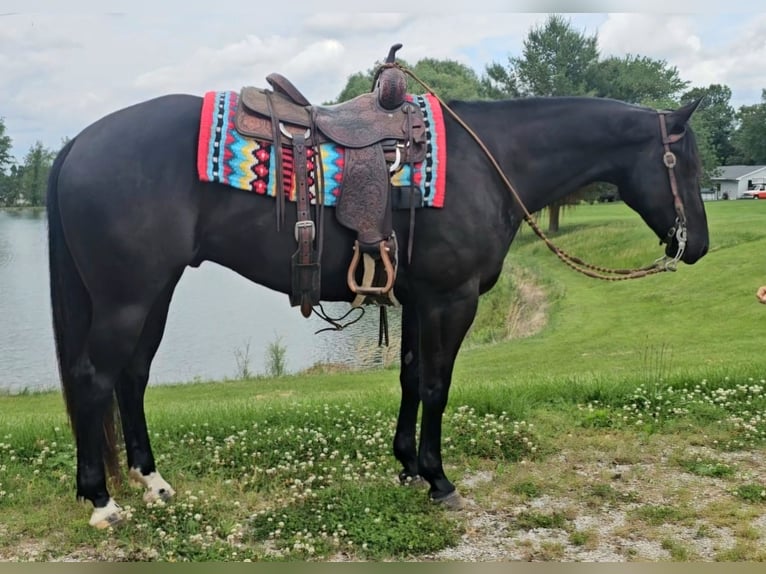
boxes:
[312,302,365,334]
[264,91,286,230]
[395,64,675,282]
[312,107,326,263]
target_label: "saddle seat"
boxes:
[315,94,420,149]
[235,84,426,156]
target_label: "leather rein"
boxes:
[398,64,689,281]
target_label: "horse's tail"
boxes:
[47,138,121,483]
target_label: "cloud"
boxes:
[597,13,765,105]
[598,14,703,61]
[302,13,410,36]
[1,10,764,159]
[0,17,81,90]
[722,14,766,92]
[133,36,351,105]
[130,14,544,104]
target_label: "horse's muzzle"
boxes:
[674,237,708,264]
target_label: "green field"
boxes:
[1,200,765,561]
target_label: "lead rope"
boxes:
[395,63,685,281]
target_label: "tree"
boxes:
[589,55,688,105]
[0,164,23,206]
[330,57,486,103]
[330,69,380,104]
[687,119,721,187]
[681,84,736,168]
[729,89,766,165]
[480,62,519,99]
[0,118,16,206]
[484,15,599,231]
[0,118,12,172]
[487,15,599,99]
[19,141,56,206]
[408,58,486,101]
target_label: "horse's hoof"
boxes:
[129,468,176,503]
[400,474,428,488]
[89,498,124,529]
[142,482,176,503]
[143,487,175,503]
[431,490,465,510]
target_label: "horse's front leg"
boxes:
[393,304,421,483]
[416,284,478,505]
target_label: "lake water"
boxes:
[0,209,399,394]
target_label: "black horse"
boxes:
[47,90,709,527]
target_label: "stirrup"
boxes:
[347,240,395,296]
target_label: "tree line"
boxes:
[0,125,63,208]
[2,15,764,210]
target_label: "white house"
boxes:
[710,165,766,200]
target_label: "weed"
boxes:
[633,504,688,526]
[588,483,639,505]
[734,525,760,540]
[734,484,766,503]
[580,407,614,429]
[661,538,690,561]
[514,511,568,530]
[568,530,593,547]
[716,542,766,561]
[677,457,734,478]
[694,524,710,539]
[264,335,288,378]
[640,342,672,387]
[511,480,540,499]
[233,339,253,380]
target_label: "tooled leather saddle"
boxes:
[233,44,427,318]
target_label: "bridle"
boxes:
[398,64,691,281]
[657,112,688,271]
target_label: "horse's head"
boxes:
[618,99,709,265]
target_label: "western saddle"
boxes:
[233,44,427,318]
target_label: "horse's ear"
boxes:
[666,97,704,133]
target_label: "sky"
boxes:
[1,1,764,160]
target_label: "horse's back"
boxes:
[63,94,202,173]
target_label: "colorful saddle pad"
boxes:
[197,90,446,208]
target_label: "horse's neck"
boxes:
[462,98,639,213]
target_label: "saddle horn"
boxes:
[385,43,403,64]
[377,44,407,110]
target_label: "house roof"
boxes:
[711,165,766,181]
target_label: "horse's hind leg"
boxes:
[116,273,182,503]
[73,300,152,528]
[393,304,422,484]
[70,356,123,528]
